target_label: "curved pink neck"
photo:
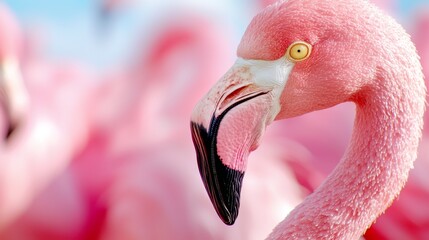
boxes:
[268,70,425,239]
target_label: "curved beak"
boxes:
[0,57,29,140]
[190,58,294,224]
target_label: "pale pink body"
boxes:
[0,59,93,235]
[413,11,429,134]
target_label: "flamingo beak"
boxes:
[0,57,29,140]
[190,58,294,224]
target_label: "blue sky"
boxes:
[5,0,427,21]
[4,0,95,21]
[3,0,428,70]
[2,0,250,70]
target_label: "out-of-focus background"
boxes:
[0,0,428,239]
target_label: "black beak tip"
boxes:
[190,121,244,226]
[223,215,236,226]
[219,205,238,225]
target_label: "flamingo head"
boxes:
[191,0,413,225]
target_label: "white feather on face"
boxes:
[233,57,295,121]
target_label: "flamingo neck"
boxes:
[269,70,425,239]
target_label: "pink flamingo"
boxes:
[191,0,426,239]
[266,2,429,238]
[268,4,429,238]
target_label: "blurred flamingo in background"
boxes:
[0,3,28,140]
[413,10,429,133]
[0,2,92,236]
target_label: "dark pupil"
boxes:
[297,49,301,53]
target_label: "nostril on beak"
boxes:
[217,85,249,112]
[216,84,271,116]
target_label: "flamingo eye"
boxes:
[286,41,312,62]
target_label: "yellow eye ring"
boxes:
[286,41,312,62]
